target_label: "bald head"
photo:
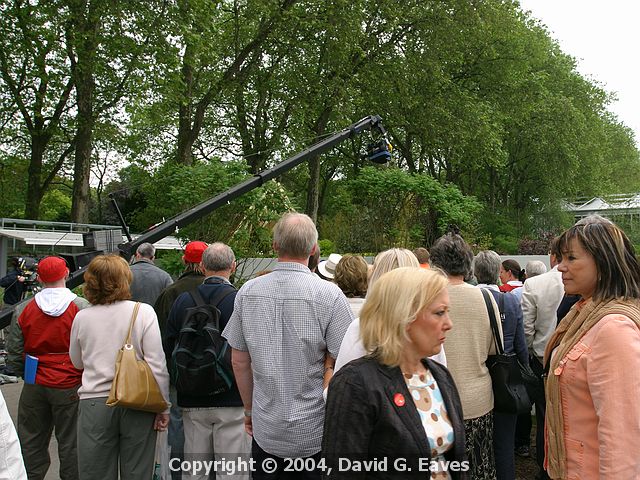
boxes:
[273,213,318,260]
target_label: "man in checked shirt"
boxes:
[223,212,354,479]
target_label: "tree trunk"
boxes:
[176,41,195,165]
[305,156,321,223]
[24,137,46,219]
[71,75,95,221]
[70,112,93,222]
[305,108,332,222]
[70,0,99,223]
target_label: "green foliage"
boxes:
[129,159,248,230]
[0,0,77,218]
[154,250,184,278]
[480,212,520,254]
[318,239,335,256]
[608,216,640,254]
[322,166,481,252]
[111,159,295,259]
[0,154,29,217]
[2,0,640,259]
[71,286,85,298]
[40,189,72,222]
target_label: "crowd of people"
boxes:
[1,211,640,480]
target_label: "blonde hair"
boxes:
[368,248,420,291]
[360,267,448,366]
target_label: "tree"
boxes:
[172,0,298,166]
[66,0,102,223]
[0,0,75,219]
[66,0,169,222]
[3,0,638,254]
[112,158,295,258]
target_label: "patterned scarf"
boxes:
[543,298,640,479]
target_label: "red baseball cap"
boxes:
[183,241,208,263]
[37,256,69,283]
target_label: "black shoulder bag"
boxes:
[481,288,532,415]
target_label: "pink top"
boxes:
[547,313,640,479]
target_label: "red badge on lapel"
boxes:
[393,393,405,407]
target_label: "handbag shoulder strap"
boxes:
[480,288,504,355]
[124,302,142,346]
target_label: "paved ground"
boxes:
[1,380,59,480]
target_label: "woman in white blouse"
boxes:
[334,248,447,374]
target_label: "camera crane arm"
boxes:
[0,115,388,328]
[116,114,387,260]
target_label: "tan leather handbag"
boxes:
[106,302,168,413]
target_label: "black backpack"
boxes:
[172,285,236,397]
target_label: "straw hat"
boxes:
[317,253,342,279]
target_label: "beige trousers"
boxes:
[182,406,251,479]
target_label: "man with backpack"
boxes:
[163,243,249,479]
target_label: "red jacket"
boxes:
[18,300,82,389]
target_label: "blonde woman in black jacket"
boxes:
[323,267,468,479]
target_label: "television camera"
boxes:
[16,257,39,288]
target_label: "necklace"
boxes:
[402,371,428,380]
[403,371,434,389]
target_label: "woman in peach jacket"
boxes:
[544,215,640,479]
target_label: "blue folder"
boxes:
[24,355,38,384]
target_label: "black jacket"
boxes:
[0,269,26,305]
[323,357,468,479]
[163,277,241,408]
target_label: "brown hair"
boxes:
[334,255,368,298]
[412,247,430,264]
[558,215,640,301]
[308,244,321,272]
[502,259,525,282]
[83,255,132,305]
